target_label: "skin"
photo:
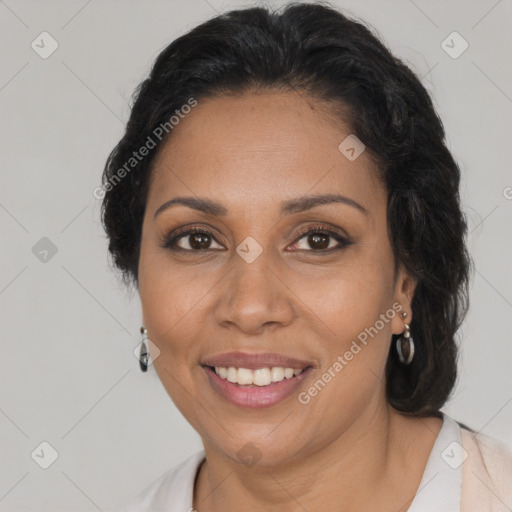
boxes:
[137,89,442,511]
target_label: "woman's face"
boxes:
[138,90,415,466]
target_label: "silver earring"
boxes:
[139,326,149,372]
[396,313,415,365]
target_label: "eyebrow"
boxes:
[153,193,369,219]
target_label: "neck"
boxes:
[194,402,439,511]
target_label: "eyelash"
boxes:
[160,224,351,254]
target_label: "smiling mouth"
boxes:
[204,365,313,387]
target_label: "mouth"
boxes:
[201,352,315,409]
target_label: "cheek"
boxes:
[299,292,395,433]
[139,234,204,326]
[288,249,396,409]
[140,282,205,362]
[292,248,395,338]
[139,264,209,424]
[138,245,203,370]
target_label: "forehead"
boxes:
[147,90,383,214]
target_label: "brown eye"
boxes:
[291,226,350,252]
[184,232,214,250]
[161,227,223,251]
[304,232,331,250]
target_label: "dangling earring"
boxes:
[139,326,149,373]
[396,312,415,365]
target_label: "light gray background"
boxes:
[1,0,511,510]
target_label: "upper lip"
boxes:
[201,352,314,370]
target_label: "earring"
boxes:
[139,326,149,373]
[396,312,415,365]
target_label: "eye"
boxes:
[289,224,351,252]
[160,226,224,252]
[160,223,351,253]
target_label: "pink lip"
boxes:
[201,351,313,370]
[202,365,314,409]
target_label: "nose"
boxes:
[214,250,295,335]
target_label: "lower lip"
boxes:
[203,366,313,409]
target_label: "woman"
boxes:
[101,2,512,510]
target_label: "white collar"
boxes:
[407,412,462,511]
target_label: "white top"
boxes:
[118,413,512,511]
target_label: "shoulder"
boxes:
[460,425,512,511]
[117,450,205,512]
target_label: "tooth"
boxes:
[253,368,272,386]
[217,365,305,385]
[227,367,238,383]
[237,368,253,385]
[271,367,285,382]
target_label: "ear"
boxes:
[391,267,417,336]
